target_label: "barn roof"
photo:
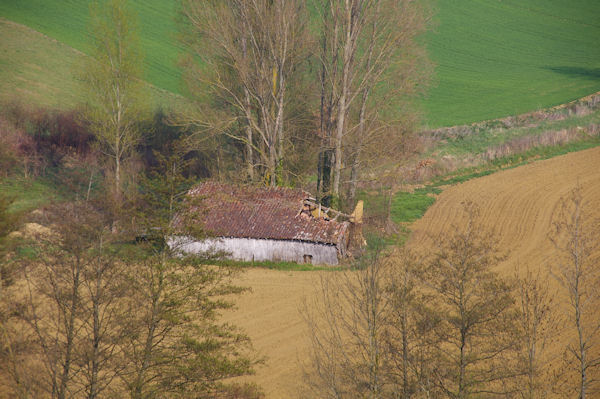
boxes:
[186,181,348,245]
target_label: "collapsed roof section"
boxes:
[187,181,349,247]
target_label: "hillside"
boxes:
[0,18,182,110]
[221,146,600,398]
[0,0,184,96]
[424,0,600,126]
[1,0,599,126]
[0,18,83,109]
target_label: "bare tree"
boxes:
[385,248,440,398]
[302,249,392,398]
[315,0,431,204]
[78,237,128,399]
[0,195,31,398]
[119,252,257,398]
[513,266,561,399]
[83,0,145,201]
[421,201,518,398]
[181,0,308,186]
[550,187,600,398]
[302,246,441,398]
[18,202,117,399]
[3,155,261,398]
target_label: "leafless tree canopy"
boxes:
[315,0,432,204]
[181,0,309,186]
[302,247,442,398]
[0,185,261,398]
[303,203,538,398]
[180,0,431,203]
[513,266,561,399]
[302,250,395,398]
[550,187,600,398]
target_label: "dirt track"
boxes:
[224,147,600,398]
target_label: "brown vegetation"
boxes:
[410,146,600,398]
[0,104,93,179]
[0,165,262,398]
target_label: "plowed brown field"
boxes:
[222,269,324,398]
[224,146,600,398]
[409,146,600,270]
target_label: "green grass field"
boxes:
[1,0,599,125]
[424,0,600,127]
[0,18,182,110]
[0,18,84,109]
[0,0,184,96]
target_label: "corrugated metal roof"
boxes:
[187,182,348,245]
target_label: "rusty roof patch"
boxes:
[187,181,348,245]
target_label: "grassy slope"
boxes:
[0,0,184,96]
[0,19,83,109]
[2,0,599,126]
[0,18,181,110]
[424,0,600,127]
[429,110,600,158]
[2,175,66,213]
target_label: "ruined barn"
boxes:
[170,182,362,265]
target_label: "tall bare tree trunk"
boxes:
[333,60,350,198]
[115,152,120,200]
[317,34,334,205]
[401,303,410,398]
[332,1,356,199]
[366,263,382,397]
[114,74,123,203]
[242,35,254,181]
[131,267,161,399]
[348,13,376,205]
[245,93,254,181]
[348,88,369,204]
[268,140,277,187]
[88,274,101,399]
[550,188,600,398]
[333,94,345,199]
[276,83,286,175]
[58,256,82,399]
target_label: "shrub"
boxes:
[0,102,94,174]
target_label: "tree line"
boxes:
[0,156,263,398]
[176,0,431,209]
[303,191,600,398]
[15,0,432,216]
